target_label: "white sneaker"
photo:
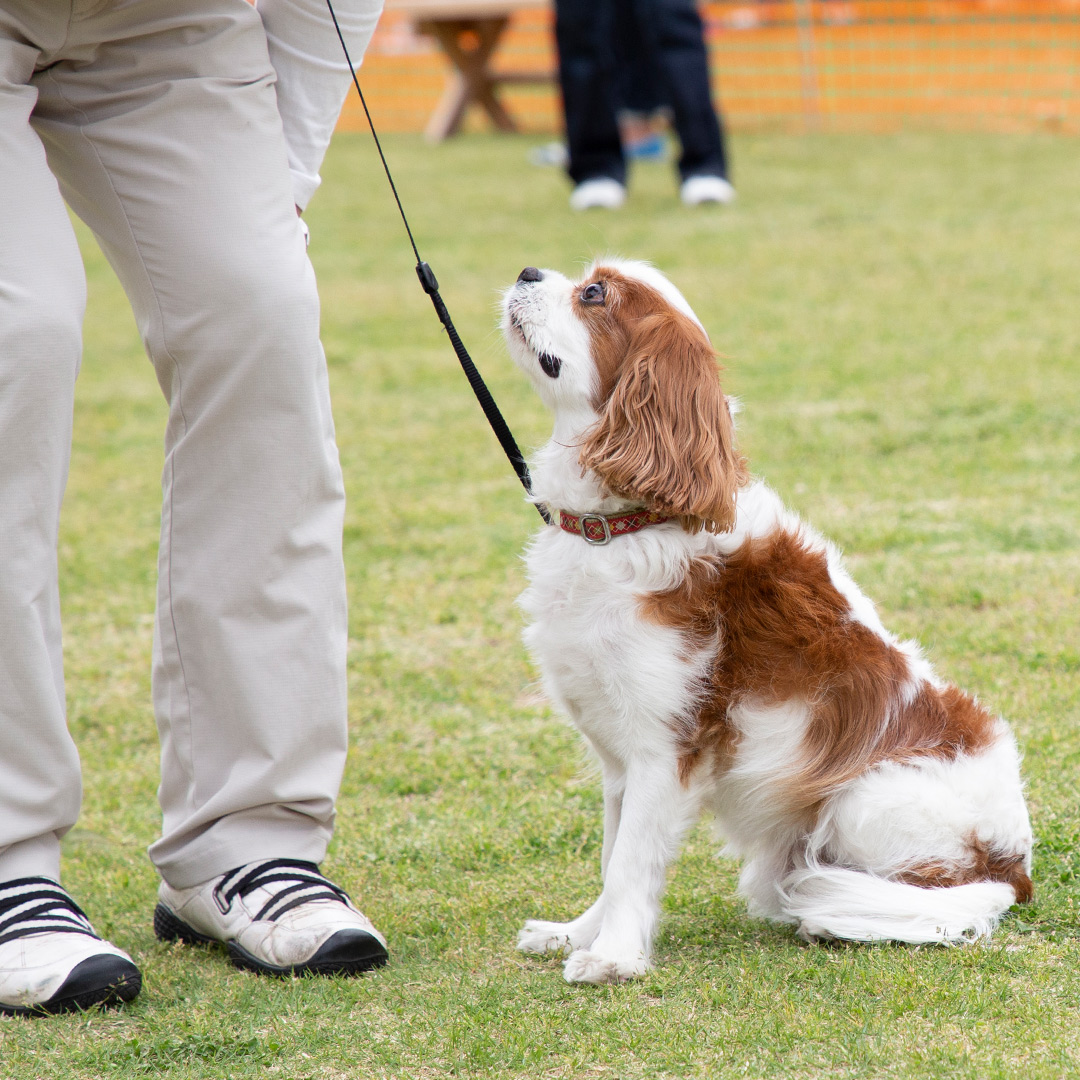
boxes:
[680,175,737,206]
[154,859,388,976]
[569,177,626,211]
[0,877,141,1016]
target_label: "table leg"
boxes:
[419,17,516,141]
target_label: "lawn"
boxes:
[1,130,1078,1078]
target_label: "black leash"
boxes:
[324,1,551,525]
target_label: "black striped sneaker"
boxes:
[154,859,388,976]
[0,877,141,1017]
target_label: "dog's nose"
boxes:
[517,266,543,283]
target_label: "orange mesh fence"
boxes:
[341,1,1080,135]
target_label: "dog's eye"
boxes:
[581,282,606,305]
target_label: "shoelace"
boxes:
[212,859,353,922]
[0,877,99,947]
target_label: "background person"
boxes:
[554,0,735,209]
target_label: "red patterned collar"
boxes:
[558,509,673,545]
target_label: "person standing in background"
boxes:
[555,0,735,210]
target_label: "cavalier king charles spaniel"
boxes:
[501,259,1032,985]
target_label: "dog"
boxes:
[501,259,1033,985]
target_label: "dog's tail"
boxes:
[781,864,1020,944]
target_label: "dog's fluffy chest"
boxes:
[518,527,710,758]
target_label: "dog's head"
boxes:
[502,259,747,533]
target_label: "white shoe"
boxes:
[0,877,141,1016]
[680,175,737,206]
[154,859,388,976]
[569,177,626,211]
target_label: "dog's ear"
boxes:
[579,312,747,533]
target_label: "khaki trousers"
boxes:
[0,0,350,888]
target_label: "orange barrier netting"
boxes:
[340,0,1080,136]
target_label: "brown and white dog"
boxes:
[501,259,1033,985]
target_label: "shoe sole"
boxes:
[154,903,389,978]
[154,902,217,947]
[1,955,142,1018]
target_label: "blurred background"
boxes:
[343,0,1080,139]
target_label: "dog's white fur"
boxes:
[501,260,1033,984]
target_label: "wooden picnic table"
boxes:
[384,0,554,141]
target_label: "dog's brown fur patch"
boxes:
[898,840,1033,904]
[641,529,999,820]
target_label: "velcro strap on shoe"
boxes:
[0,878,99,946]
[213,860,353,923]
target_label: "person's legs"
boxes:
[30,0,349,888]
[555,0,625,187]
[30,0,385,978]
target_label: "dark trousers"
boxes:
[555,0,729,185]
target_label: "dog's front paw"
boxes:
[517,920,572,955]
[562,948,648,985]
[517,918,593,955]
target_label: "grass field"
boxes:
[2,131,1079,1078]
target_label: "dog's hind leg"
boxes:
[517,762,625,955]
[562,756,702,984]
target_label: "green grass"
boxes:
[2,131,1079,1078]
